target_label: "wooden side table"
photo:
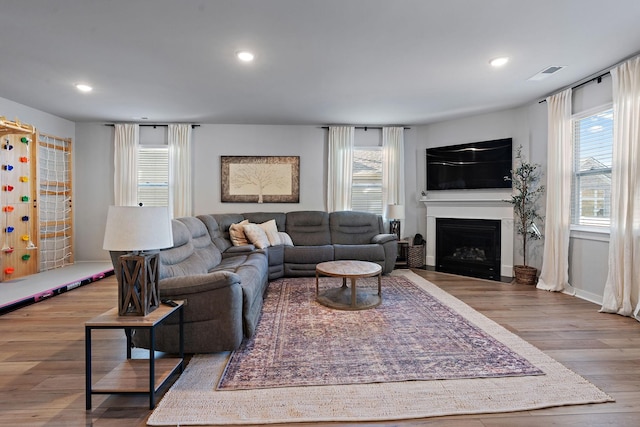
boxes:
[395,239,409,268]
[85,301,184,410]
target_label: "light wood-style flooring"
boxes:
[1,269,639,426]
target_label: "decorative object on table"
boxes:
[386,204,405,240]
[504,146,545,285]
[102,205,173,316]
[220,156,300,203]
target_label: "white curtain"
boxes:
[601,57,640,319]
[113,123,139,206]
[168,124,193,218]
[538,89,573,292]
[382,127,405,212]
[327,126,354,212]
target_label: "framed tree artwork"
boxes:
[221,156,300,203]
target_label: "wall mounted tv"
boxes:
[426,138,513,191]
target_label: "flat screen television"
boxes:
[426,138,513,191]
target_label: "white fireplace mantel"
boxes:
[420,196,514,278]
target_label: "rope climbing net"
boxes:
[38,133,73,271]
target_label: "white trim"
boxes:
[571,102,613,120]
[570,225,610,242]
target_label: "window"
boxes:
[352,147,383,214]
[138,145,169,207]
[571,107,613,227]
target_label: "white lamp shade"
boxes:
[102,206,174,251]
[386,204,405,220]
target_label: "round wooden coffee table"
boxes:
[315,260,382,310]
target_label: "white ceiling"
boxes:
[1,0,639,125]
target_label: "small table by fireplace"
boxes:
[315,260,382,310]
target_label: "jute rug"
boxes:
[218,274,543,390]
[147,270,613,426]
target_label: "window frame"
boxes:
[570,103,613,236]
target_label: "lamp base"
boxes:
[118,252,160,316]
[390,220,401,240]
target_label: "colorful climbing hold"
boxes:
[3,164,13,171]
[19,176,28,182]
[19,156,28,163]
[5,226,14,233]
[4,267,14,274]
[20,137,29,144]
[3,185,14,192]
[3,206,14,212]
[21,196,29,202]
[4,143,13,150]
[21,254,30,261]
[21,234,29,241]
[21,216,29,221]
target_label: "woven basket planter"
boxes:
[514,265,538,285]
[407,245,425,268]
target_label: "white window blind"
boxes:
[352,147,383,214]
[138,146,169,207]
[571,107,613,227]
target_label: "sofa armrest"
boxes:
[223,244,256,257]
[159,270,241,297]
[371,233,398,244]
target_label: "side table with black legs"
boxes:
[85,300,184,410]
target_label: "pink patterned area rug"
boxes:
[217,275,543,390]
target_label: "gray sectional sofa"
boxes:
[113,210,397,354]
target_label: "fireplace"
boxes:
[436,218,501,281]
[421,193,514,279]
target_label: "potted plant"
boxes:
[505,146,545,285]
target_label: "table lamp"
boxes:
[102,206,173,316]
[386,204,405,240]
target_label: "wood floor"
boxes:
[1,270,639,427]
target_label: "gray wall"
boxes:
[0,83,611,303]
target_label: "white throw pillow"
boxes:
[243,223,270,249]
[259,219,281,246]
[229,219,250,246]
[278,232,294,246]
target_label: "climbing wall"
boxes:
[0,118,39,281]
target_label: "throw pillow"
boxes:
[279,232,294,246]
[229,219,250,246]
[259,219,281,246]
[243,223,270,249]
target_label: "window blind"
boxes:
[352,147,383,214]
[571,108,613,227]
[138,146,169,207]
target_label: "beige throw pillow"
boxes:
[229,219,250,246]
[259,219,281,246]
[243,223,270,249]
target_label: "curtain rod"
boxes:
[104,123,200,128]
[539,50,640,104]
[320,126,411,130]
[538,72,610,104]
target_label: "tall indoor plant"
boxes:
[505,146,545,285]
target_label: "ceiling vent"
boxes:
[528,65,566,81]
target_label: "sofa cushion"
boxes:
[333,243,385,262]
[285,211,331,246]
[330,210,383,244]
[177,216,222,270]
[284,244,334,264]
[159,220,208,279]
[229,219,250,246]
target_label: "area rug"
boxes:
[147,270,613,426]
[218,274,543,390]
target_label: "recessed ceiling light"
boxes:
[490,57,509,67]
[75,83,93,92]
[236,51,255,62]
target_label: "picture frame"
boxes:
[221,156,300,203]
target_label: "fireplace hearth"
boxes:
[436,218,501,281]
